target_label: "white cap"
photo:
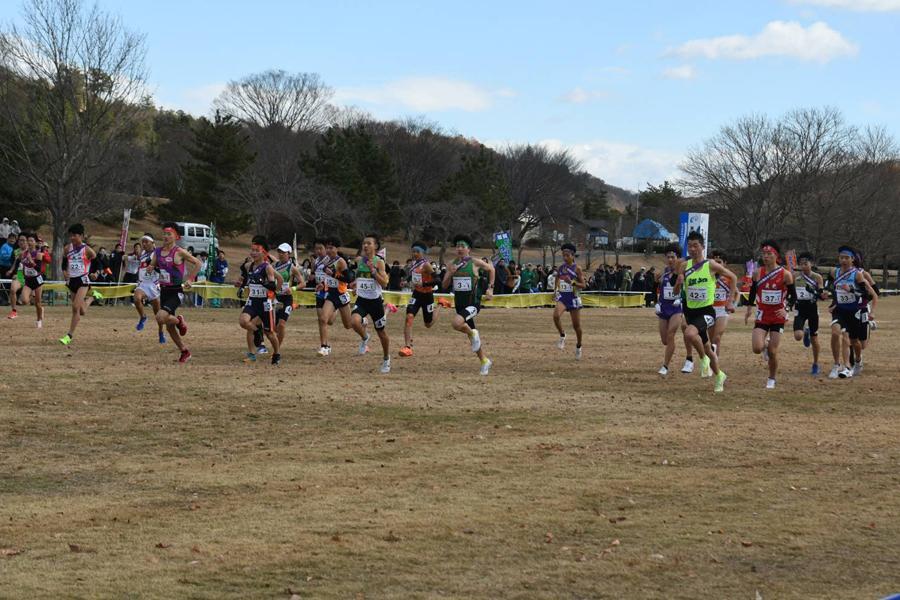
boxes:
[141,234,154,242]
[277,243,292,253]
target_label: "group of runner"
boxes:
[6,224,883,385]
[652,231,880,390]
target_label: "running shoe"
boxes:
[437,297,451,308]
[58,334,72,346]
[136,316,147,331]
[574,346,582,360]
[399,346,413,357]
[256,345,268,354]
[658,365,669,376]
[7,310,17,319]
[714,370,727,393]
[838,367,852,379]
[36,320,42,329]
[869,320,878,331]
[243,352,256,363]
[681,359,694,374]
[766,378,776,390]
[176,315,188,336]
[178,349,191,363]
[469,329,481,353]
[852,362,863,377]
[810,363,820,376]
[802,327,811,348]
[828,364,841,379]
[316,346,329,357]
[557,334,566,350]
[700,356,711,378]
[271,353,282,366]
[358,333,370,355]
[91,290,104,301]
[380,358,391,374]
[480,357,492,376]
[159,332,166,344]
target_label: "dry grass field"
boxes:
[1,299,898,599]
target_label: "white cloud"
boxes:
[485,138,683,192]
[789,0,900,10]
[663,64,697,80]
[156,82,225,117]
[335,77,513,112]
[560,87,611,104]
[672,20,858,63]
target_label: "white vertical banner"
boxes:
[679,212,709,258]
[116,208,132,285]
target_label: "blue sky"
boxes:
[3,0,899,190]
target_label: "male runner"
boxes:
[676,231,736,392]
[792,252,825,375]
[350,234,391,373]
[311,239,336,355]
[553,242,585,359]
[273,242,303,347]
[58,224,97,346]
[17,233,49,327]
[442,234,495,375]
[655,244,685,376]
[828,246,878,379]
[239,236,283,365]
[133,234,166,343]
[400,241,439,357]
[317,236,354,355]
[709,250,734,357]
[146,222,201,363]
[744,240,795,389]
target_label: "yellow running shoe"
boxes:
[59,334,72,346]
[714,370,727,392]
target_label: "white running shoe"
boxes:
[317,346,329,357]
[766,378,776,390]
[470,329,481,353]
[257,345,268,355]
[380,358,391,374]
[828,364,841,379]
[853,362,863,376]
[36,320,42,329]
[658,365,669,376]
[358,334,370,355]
[838,367,853,379]
[556,334,566,350]
[480,358,492,376]
[574,346,582,360]
[681,359,694,374]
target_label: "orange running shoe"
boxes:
[399,346,413,357]
[437,297,451,308]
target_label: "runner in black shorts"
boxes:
[238,236,283,365]
[58,224,97,346]
[791,251,824,375]
[400,241,440,357]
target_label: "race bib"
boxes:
[559,281,573,293]
[34,275,43,286]
[836,289,856,305]
[453,277,472,292]
[24,266,38,277]
[412,272,423,286]
[249,284,268,298]
[315,271,325,283]
[714,288,728,302]
[357,278,377,293]
[281,282,291,294]
[796,287,812,301]
[572,296,583,309]
[158,270,171,284]
[859,310,869,323]
[662,285,676,301]
[324,276,339,288]
[686,286,708,303]
[760,289,782,305]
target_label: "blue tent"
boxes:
[632,218,672,240]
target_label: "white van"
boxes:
[174,222,217,254]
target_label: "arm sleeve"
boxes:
[747,280,758,306]
[786,283,797,310]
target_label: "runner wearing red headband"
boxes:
[744,240,796,389]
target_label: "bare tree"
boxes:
[0,0,148,274]
[215,70,334,132]
[500,144,582,263]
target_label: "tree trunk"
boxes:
[51,217,68,280]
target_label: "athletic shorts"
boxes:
[656,302,682,321]
[793,302,819,335]
[754,322,785,334]
[454,293,480,325]
[25,275,44,290]
[325,288,351,309]
[159,287,183,316]
[353,296,387,330]
[683,305,716,333]
[714,305,729,320]
[832,309,864,340]
[556,291,582,312]
[315,292,326,309]
[406,290,435,324]
[136,280,160,302]
[276,294,293,323]
[242,298,275,331]
[67,275,90,294]
[858,308,870,342]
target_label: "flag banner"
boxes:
[679,212,709,258]
[493,231,512,263]
[785,249,797,271]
